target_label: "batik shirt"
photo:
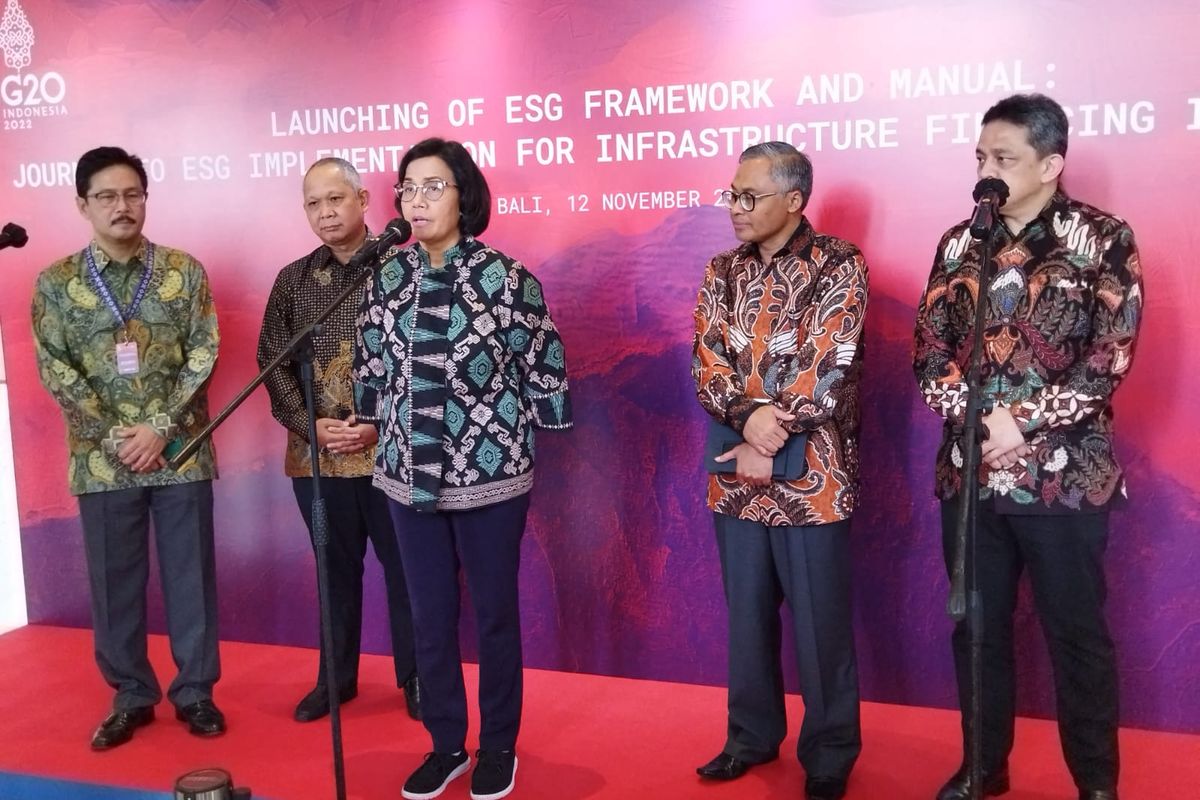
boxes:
[353,237,572,512]
[693,218,869,527]
[32,239,219,495]
[913,191,1143,514]
[257,241,375,479]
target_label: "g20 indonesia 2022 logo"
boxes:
[1,0,68,131]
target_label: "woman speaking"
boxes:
[354,138,572,800]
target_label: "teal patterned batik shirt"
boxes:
[32,238,220,495]
[353,237,571,511]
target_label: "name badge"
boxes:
[115,340,140,375]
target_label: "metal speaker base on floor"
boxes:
[173,767,251,800]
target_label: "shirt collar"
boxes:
[736,216,814,264]
[1004,190,1071,240]
[312,244,339,271]
[1036,190,1071,228]
[317,226,373,271]
[90,237,149,271]
[416,235,475,268]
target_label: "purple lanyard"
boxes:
[84,242,155,328]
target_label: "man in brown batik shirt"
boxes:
[257,157,420,723]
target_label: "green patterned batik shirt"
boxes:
[32,238,220,495]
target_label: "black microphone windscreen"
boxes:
[384,218,412,244]
[972,178,1009,205]
[1,222,29,248]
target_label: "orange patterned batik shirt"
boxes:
[692,218,869,527]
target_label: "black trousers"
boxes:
[293,477,417,690]
[941,501,1119,791]
[714,514,861,781]
[77,481,220,711]
[389,493,529,753]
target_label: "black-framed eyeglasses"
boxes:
[87,190,148,208]
[716,189,777,212]
[393,179,457,203]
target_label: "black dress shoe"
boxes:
[175,699,226,736]
[402,674,422,721]
[936,764,1010,800]
[293,685,358,722]
[697,752,751,780]
[1079,790,1118,800]
[91,706,155,750]
[806,776,848,800]
[696,751,775,780]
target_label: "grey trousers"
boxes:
[715,513,861,781]
[78,480,220,711]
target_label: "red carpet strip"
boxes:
[0,626,1195,799]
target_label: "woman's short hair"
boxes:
[395,138,491,237]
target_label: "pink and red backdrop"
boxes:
[1,0,1197,732]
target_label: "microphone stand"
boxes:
[946,221,998,800]
[169,259,380,800]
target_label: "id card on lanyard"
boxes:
[85,243,154,376]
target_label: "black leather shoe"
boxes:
[806,776,848,800]
[175,699,226,736]
[697,752,750,780]
[936,765,1010,799]
[696,751,775,780]
[91,706,155,750]
[403,674,422,721]
[293,685,357,723]
[1079,791,1118,800]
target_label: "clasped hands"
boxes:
[980,406,1031,470]
[114,423,168,474]
[113,414,378,474]
[316,415,378,455]
[713,404,796,487]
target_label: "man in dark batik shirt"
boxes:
[257,157,420,723]
[914,94,1143,800]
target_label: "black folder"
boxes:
[704,418,809,480]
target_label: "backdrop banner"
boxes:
[2,0,1196,732]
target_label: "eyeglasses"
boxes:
[87,190,148,208]
[716,189,777,212]
[393,179,457,203]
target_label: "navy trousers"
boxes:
[77,480,220,711]
[941,502,1119,791]
[293,476,417,691]
[714,513,861,781]
[389,492,530,752]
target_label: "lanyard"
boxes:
[84,242,155,331]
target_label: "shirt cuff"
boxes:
[145,412,179,440]
[528,388,572,430]
[353,382,382,423]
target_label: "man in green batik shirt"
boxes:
[32,146,226,750]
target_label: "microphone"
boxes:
[0,222,28,250]
[347,218,411,269]
[969,178,1009,240]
